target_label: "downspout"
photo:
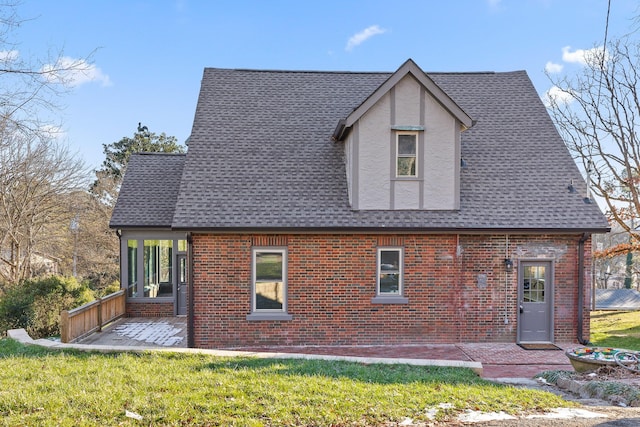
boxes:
[577,233,590,345]
[504,235,509,325]
[456,234,463,342]
[187,232,195,348]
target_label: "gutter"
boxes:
[577,232,591,345]
[168,226,611,234]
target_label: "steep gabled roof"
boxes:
[164,64,608,232]
[111,61,609,233]
[110,152,186,228]
[333,59,473,141]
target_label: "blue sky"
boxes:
[13,0,639,170]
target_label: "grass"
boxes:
[0,339,573,426]
[590,310,640,350]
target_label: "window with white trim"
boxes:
[396,133,417,177]
[252,248,287,312]
[377,247,403,295]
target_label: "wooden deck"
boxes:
[77,317,187,348]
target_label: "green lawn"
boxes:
[0,339,572,426]
[590,310,640,350]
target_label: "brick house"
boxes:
[110,59,609,348]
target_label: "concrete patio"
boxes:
[77,317,187,348]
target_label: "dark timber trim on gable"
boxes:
[332,59,473,142]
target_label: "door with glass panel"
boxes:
[518,261,553,342]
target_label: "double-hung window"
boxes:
[248,248,292,320]
[372,247,408,304]
[396,133,417,177]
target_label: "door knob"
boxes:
[519,305,523,314]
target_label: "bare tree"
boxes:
[0,127,86,284]
[0,2,93,140]
[593,224,639,289]
[546,36,640,259]
[38,189,119,293]
[0,3,97,286]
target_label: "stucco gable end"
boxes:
[332,59,473,142]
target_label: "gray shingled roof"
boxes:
[110,153,185,228]
[113,63,610,232]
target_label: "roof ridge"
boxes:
[203,68,524,75]
[133,152,186,157]
[205,67,391,74]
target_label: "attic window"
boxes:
[396,133,417,177]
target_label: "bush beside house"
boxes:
[0,276,94,339]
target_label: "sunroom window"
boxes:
[124,238,186,300]
[127,240,137,298]
[144,240,173,298]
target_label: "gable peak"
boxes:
[333,59,473,141]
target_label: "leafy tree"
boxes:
[90,124,185,206]
[0,275,94,339]
[77,126,185,290]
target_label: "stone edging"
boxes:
[552,375,640,407]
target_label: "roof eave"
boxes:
[169,225,611,234]
[331,119,348,142]
[109,224,174,230]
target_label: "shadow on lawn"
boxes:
[198,357,504,387]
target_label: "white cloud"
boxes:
[545,61,563,74]
[0,50,19,62]
[345,25,387,51]
[561,46,605,67]
[41,57,112,87]
[543,85,575,107]
[543,46,607,79]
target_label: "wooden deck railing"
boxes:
[60,290,126,343]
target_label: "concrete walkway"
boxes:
[7,317,578,380]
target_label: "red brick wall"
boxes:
[191,233,591,348]
[126,301,174,317]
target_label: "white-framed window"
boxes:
[396,132,417,177]
[377,247,403,296]
[252,248,287,313]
